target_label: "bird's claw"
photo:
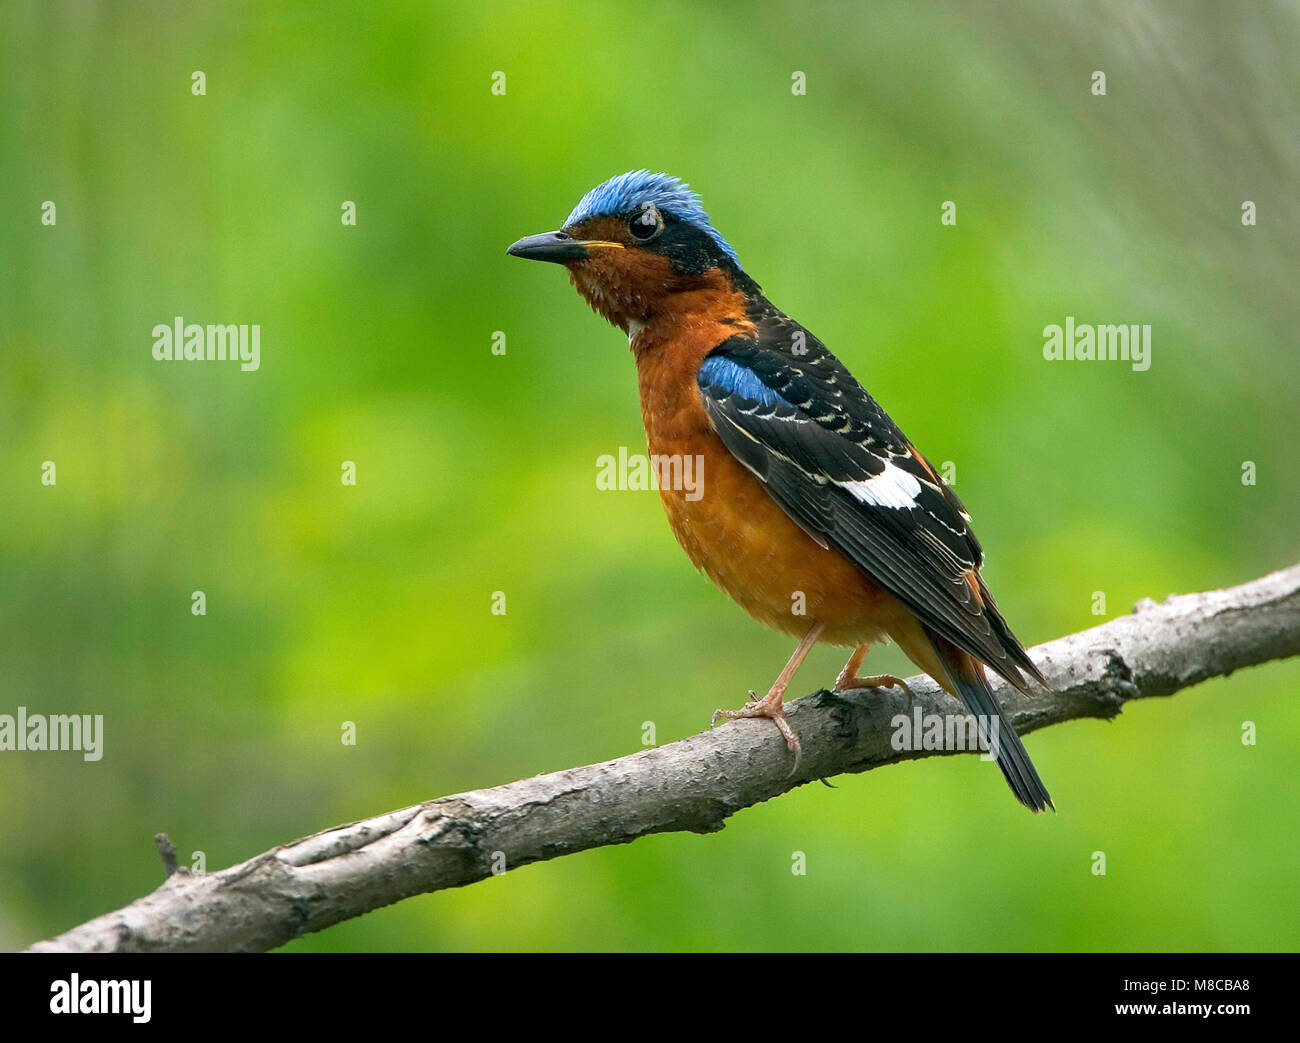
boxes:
[711,690,802,776]
[836,673,915,711]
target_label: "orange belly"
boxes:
[654,428,900,645]
[634,322,907,648]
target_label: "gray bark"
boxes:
[24,564,1300,953]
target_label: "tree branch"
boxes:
[24,565,1300,953]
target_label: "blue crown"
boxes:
[564,170,739,266]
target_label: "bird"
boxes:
[507,170,1053,812]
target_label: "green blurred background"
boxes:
[2,0,1297,952]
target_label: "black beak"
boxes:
[507,230,624,263]
[506,230,588,263]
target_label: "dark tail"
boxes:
[929,632,1054,813]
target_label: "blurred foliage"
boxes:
[0,0,1296,952]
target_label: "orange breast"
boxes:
[633,315,905,647]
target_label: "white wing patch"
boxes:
[840,460,922,510]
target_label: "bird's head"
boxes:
[507,170,756,335]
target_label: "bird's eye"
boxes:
[628,205,662,242]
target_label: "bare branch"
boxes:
[153,833,180,880]
[24,565,1300,953]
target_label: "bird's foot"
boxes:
[833,671,915,709]
[712,689,802,775]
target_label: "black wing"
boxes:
[697,306,1042,691]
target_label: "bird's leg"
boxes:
[712,621,825,774]
[834,643,914,708]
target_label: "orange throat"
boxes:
[566,249,752,341]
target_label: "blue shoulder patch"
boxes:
[565,170,740,266]
[699,354,791,407]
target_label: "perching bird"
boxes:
[508,171,1053,811]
